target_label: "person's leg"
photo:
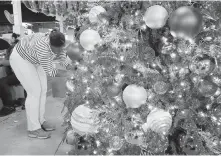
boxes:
[9,50,47,132]
[10,49,50,139]
[36,66,55,131]
[37,65,47,124]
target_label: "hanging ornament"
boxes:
[109,136,124,151]
[198,80,218,97]
[153,81,169,95]
[142,108,172,135]
[143,5,168,29]
[106,82,122,97]
[66,42,83,62]
[189,54,215,76]
[66,80,75,92]
[88,6,106,24]
[80,29,101,51]
[66,130,76,145]
[125,130,146,146]
[123,84,147,108]
[71,105,100,135]
[169,6,203,40]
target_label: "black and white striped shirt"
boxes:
[15,33,69,77]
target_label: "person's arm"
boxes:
[35,39,69,77]
[56,49,71,69]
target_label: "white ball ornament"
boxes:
[89,6,106,24]
[142,108,172,135]
[123,84,147,108]
[143,5,168,29]
[71,105,100,135]
[80,29,101,51]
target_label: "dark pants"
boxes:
[0,73,26,107]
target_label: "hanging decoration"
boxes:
[143,5,168,29]
[169,6,203,41]
[123,84,147,108]
[80,29,101,51]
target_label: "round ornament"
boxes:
[66,43,83,62]
[153,81,169,95]
[142,108,172,135]
[109,136,124,151]
[198,80,218,97]
[123,84,147,108]
[107,83,122,97]
[66,130,76,145]
[80,29,101,51]
[89,6,106,24]
[66,80,75,92]
[71,105,100,135]
[169,6,203,40]
[189,54,215,76]
[144,5,168,29]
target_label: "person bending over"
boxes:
[10,30,71,139]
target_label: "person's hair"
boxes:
[12,33,20,39]
[49,29,65,47]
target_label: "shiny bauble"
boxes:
[169,6,203,40]
[198,80,218,97]
[123,84,147,108]
[189,54,215,76]
[71,105,100,135]
[89,6,106,24]
[66,130,76,145]
[66,42,83,62]
[142,108,172,135]
[153,81,169,95]
[66,80,75,92]
[109,136,124,151]
[144,5,168,29]
[106,83,122,97]
[80,29,101,51]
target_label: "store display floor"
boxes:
[0,96,71,155]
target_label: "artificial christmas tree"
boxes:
[24,1,221,155]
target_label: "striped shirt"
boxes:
[15,33,69,77]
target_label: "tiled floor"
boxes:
[0,96,71,155]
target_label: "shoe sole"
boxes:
[42,127,56,132]
[28,134,51,139]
